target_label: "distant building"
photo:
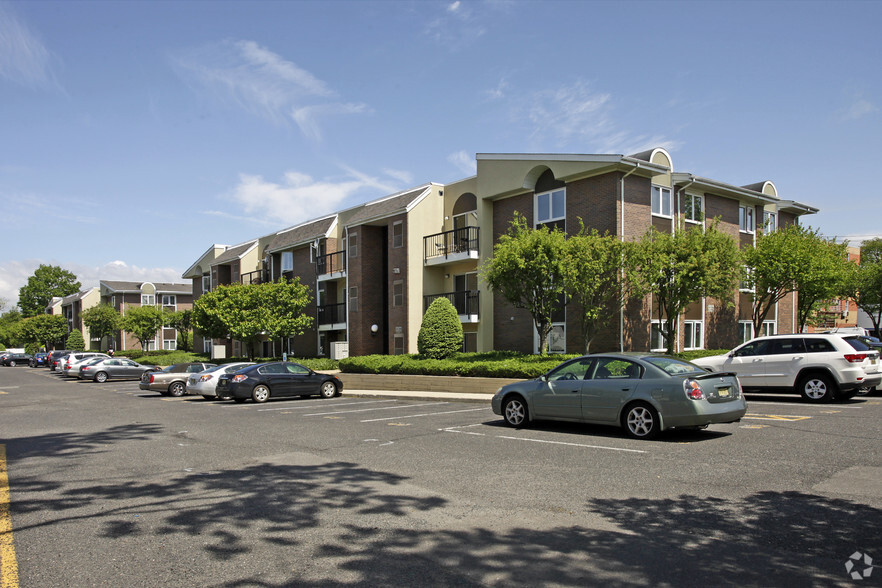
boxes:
[99,281,194,351]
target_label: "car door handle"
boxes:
[792,356,804,360]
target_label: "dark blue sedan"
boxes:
[215,362,343,403]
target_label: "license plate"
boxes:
[717,387,731,397]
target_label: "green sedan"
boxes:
[491,352,747,440]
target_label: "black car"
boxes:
[47,350,73,371]
[29,352,49,367]
[1,353,33,367]
[215,362,343,403]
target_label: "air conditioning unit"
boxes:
[330,342,349,360]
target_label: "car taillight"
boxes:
[683,378,705,400]
[844,353,868,363]
[149,374,155,383]
[200,374,213,382]
[232,375,247,383]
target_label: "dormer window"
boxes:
[535,188,565,230]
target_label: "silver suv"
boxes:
[692,333,881,402]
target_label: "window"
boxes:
[763,211,777,232]
[684,194,703,223]
[650,321,667,352]
[202,274,210,294]
[652,186,672,217]
[684,321,703,350]
[349,287,358,312]
[738,321,753,343]
[203,339,212,353]
[141,294,155,306]
[393,334,405,355]
[163,339,177,351]
[535,188,566,230]
[162,295,176,309]
[548,358,594,381]
[392,221,403,248]
[739,205,755,233]
[740,267,754,292]
[281,251,293,272]
[392,280,403,307]
[548,324,566,354]
[463,332,477,353]
[762,321,776,337]
[348,232,358,258]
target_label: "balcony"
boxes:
[318,302,346,331]
[240,270,268,285]
[424,290,479,323]
[316,251,346,280]
[424,227,479,266]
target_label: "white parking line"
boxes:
[441,424,647,453]
[304,402,448,417]
[257,399,398,412]
[361,407,487,422]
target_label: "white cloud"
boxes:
[425,1,487,46]
[448,150,476,175]
[0,260,184,311]
[229,167,403,226]
[173,39,368,139]
[0,3,59,89]
[839,98,877,121]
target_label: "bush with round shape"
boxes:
[66,329,85,351]
[417,297,464,359]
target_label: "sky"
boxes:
[1,0,881,310]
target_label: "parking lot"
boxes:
[1,367,881,586]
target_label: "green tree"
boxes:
[120,305,167,351]
[846,238,882,336]
[564,225,634,354]
[417,297,464,359]
[742,224,844,335]
[192,279,313,359]
[0,309,24,348]
[18,314,68,351]
[18,265,81,317]
[632,221,741,355]
[167,309,194,352]
[82,304,121,350]
[481,213,569,353]
[793,237,852,331]
[66,328,85,351]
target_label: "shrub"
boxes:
[417,298,463,359]
[66,329,85,351]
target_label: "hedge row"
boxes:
[115,349,339,370]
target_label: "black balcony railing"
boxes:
[424,290,479,318]
[318,302,346,326]
[424,226,479,262]
[316,251,346,275]
[240,270,268,285]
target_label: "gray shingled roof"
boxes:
[741,181,771,193]
[267,216,336,252]
[211,240,258,265]
[101,281,192,294]
[343,185,430,226]
[628,149,655,162]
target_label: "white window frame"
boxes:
[651,186,672,218]
[392,221,403,248]
[202,274,210,294]
[762,321,777,337]
[740,267,754,293]
[684,194,703,223]
[534,188,566,228]
[650,320,667,352]
[203,339,212,353]
[739,204,755,233]
[763,211,777,232]
[281,251,294,273]
[535,323,566,354]
[348,233,358,258]
[683,321,703,350]
[141,294,155,306]
[161,295,176,310]
[738,321,754,343]
[163,339,177,351]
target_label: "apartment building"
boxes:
[183,148,818,359]
[99,280,194,351]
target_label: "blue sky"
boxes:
[1,0,880,309]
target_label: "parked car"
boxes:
[215,362,343,403]
[139,362,218,396]
[1,353,33,367]
[47,350,72,371]
[71,356,111,379]
[29,352,49,367]
[186,362,255,399]
[692,333,881,402]
[61,352,110,378]
[81,358,157,383]
[491,353,747,440]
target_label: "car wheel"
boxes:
[169,381,185,397]
[799,374,835,403]
[319,381,337,399]
[233,397,247,403]
[252,385,270,403]
[95,371,108,383]
[502,396,528,428]
[8,360,15,367]
[623,402,660,440]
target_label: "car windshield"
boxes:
[642,356,705,375]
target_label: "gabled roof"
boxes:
[267,215,337,253]
[211,240,258,266]
[100,281,193,294]
[671,173,817,216]
[343,184,434,227]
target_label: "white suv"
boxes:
[692,333,881,402]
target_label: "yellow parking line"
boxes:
[0,445,20,588]
[744,413,812,422]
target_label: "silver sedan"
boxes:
[187,362,255,399]
[491,352,747,440]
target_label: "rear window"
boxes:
[643,357,705,375]
[843,337,872,352]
